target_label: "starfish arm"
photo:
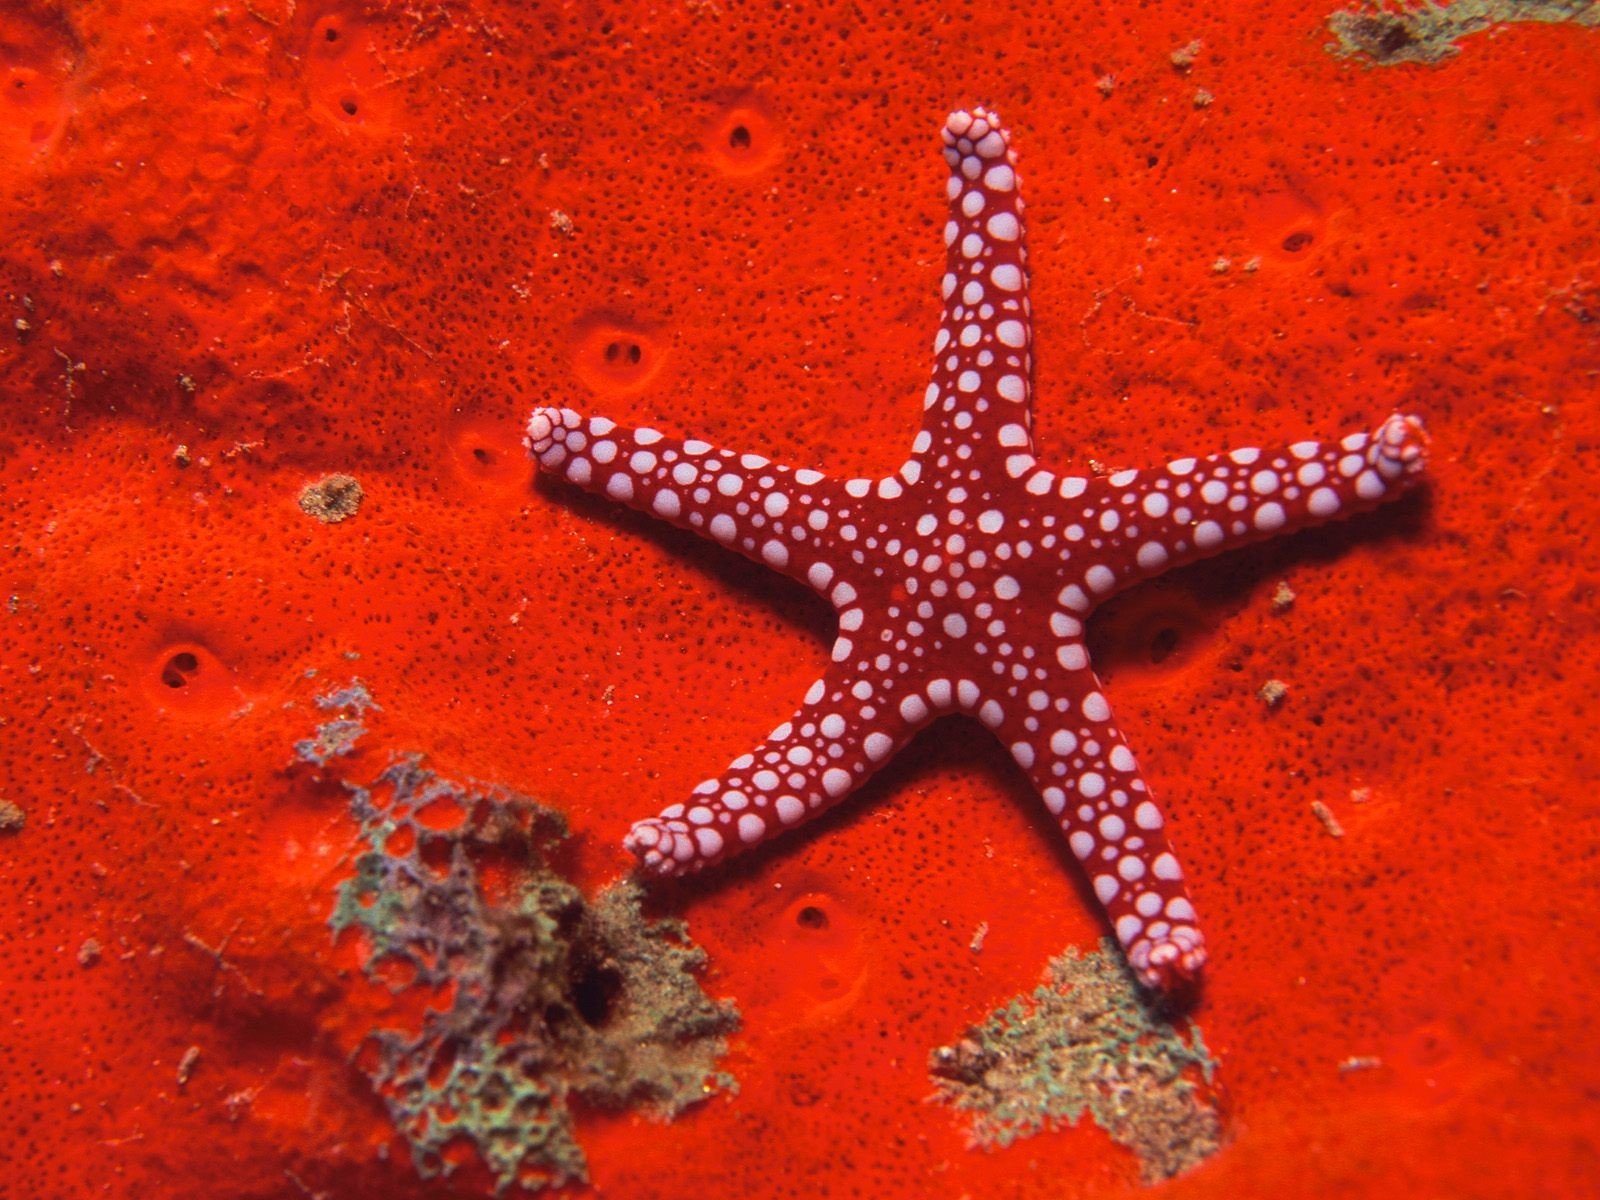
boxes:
[911,107,1039,483]
[993,677,1207,991]
[623,661,950,876]
[526,406,856,593]
[1059,413,1429,601]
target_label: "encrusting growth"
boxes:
[930,938,1221,1181]
[332,757,739,1192]
[525,107,1428,990]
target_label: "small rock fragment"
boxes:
[1311,800,1345,838]
[222,1090,255,1121]
[1258,679,1289,709]
[177,1045,201,1087]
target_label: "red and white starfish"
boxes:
[525,107,1427,990]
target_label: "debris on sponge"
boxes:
[1311,799,1346,838]
[930,939,1221,1183]
[314,678,380,715]
[1169,38,1203,70]
[330,757,739,1193]
[298,473,364,523]
[293,678,379,765]
[175,1045,201,1087]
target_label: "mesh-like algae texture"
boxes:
[930,940,1221,1184]
[330,758,740,1193]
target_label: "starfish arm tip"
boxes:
[1377,411,1430,481]
[624,816,704,877]
[524,405,581,462]
[1129,927,1208,992]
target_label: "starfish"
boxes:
[525,107,1427,990]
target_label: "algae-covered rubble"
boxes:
[1327,0,1600,66]
[330,757,739,1193]
[930,939,1221,1183]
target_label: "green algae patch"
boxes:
[331,758,739,1193]
[930,940,1220,1183]
[1327,1,1599,66]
